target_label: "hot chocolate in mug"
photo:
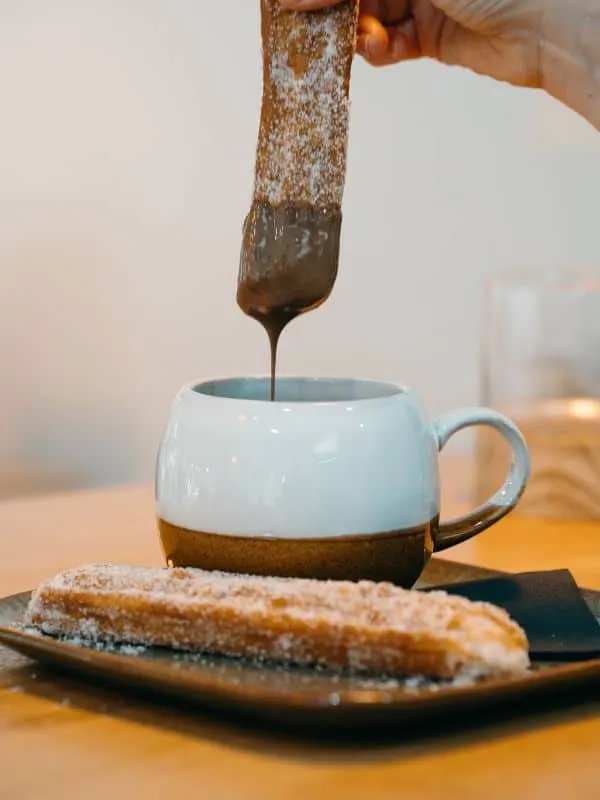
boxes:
[155,377,530,587]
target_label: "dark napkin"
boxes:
[424,569,600,661]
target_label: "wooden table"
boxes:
[1,475,600,799]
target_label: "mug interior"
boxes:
[192,377,403,403]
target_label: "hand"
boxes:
[279,0,543,89]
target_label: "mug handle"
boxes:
[432,407,531,552]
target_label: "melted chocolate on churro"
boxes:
[237,0,358,399]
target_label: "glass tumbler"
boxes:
[474,268,600,520]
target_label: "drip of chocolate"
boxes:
[237,0,358,400]
[237,202,342,399]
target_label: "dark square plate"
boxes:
[1,559,599,731]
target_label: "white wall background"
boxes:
[1,0,600,488]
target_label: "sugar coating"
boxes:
[17,625,492,693]
[25,564,530,680]
[253,0,359,207]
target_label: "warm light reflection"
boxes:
[565,398,600,420]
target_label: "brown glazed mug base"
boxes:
[157,516,438,588]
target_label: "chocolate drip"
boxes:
[236,0,357,399]
[237,201,342,400]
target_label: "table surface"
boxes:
[1,467,599,800]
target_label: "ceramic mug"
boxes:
[155,376,530,587]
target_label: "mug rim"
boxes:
[181,375,411,406]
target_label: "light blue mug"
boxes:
[155,376,530,586]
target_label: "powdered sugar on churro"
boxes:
[254,0,358,207]
[25,564,530,680]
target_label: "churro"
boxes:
[237,0,359,321]
[25,564,530,679]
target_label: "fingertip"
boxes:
[357,13,389,61]
[357,12,385,39]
